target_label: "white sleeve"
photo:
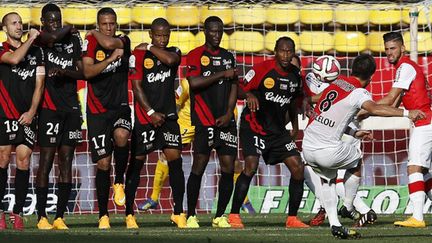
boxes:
[393,63,416,90]
[305,72,329,95]
[350,88,372,109]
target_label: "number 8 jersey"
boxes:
[302,76,371,150]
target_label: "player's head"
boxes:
[383,32,405,65]
[97,7,117,37]
[351,54,376,86]
[274,36,295,69]
[2,12,23,41]
[150,18,170,48]
[204,16,223,49]
[41,3,62,33]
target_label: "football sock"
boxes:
[343,172,360,212]
[168,158,184,215]
[55,183,72,219]
[125,158,145,216]
[424,173,432,200]
[288,178,304,216]
[96,169,111,218]
[114,145,129,184]
[0,167,7,211]
[151,159,169,202]
[408,172,425,221]
[321,182,341,227]
[353,195,371,214]
[36,186,49,219]
[216,172,234,218]
[304,165,322,200]
[13,169,30,214]
[187,172,203,218]
[231,172,253,214]
[335,170,346,199]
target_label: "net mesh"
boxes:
[1,0,431,215]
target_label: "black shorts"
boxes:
[132,119,182,156]
[38,109,82,147]
[193,123,238,157]
[240,123,299,165]
[0,117,37,149]
[87,107,132,162]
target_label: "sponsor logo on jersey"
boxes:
[144,58,154,69]
[129,55,136,68]
[265,92,293,107]
[285,141,297,151]
[201,55,210,66]
[213,60,220,66]
[220,131,238,145]
[69,130,82,140]
[147,69,171,83]
[96,50,105,61]
[102,58,122,73]
[164,132,180,144]
[97,148,106,156]
[82,39,89,52]
[24,126,36,142]
[114,118,131,130]
[264,77,275,89]
[26,54,37,65]
[64,43,74,54]
[314,115,335,127]
[280,84,288,90]
[203,70,211,77]
[12,67,35,80]
[47,53,73,69]
[244,69,255,83]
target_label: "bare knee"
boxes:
[114,128,130,147]
[97,157,112,171]
[285,156,304,181]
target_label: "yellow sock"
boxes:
[150,159,169,202]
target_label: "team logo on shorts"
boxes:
[264,77,275,89]
[144,58,154,69]
[201,56,210,66]
[96,50,105,61]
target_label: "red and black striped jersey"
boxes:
[240,59,302,135]
[82,34,131,114]
[0,42,44,119]
[38,32,82,112]
[129,46,181,125]
[186,45,236,126]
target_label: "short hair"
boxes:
[351,54,376,81]
[383,32,404,45]
[2,12,19,26]
[97,7,117,22]
[275,36,295,51]
[151,17,170,31]
[41,3,61,19]
[204,16,223,30]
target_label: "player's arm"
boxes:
[0,29,39,65]
[216,81,238,127]
[137,43,181,67]
[87,30,124,50]
[38,26,74,47]
[82,49,123,79]
[188,68,236,91]
[19,66,45,126]
[361,100,425,122]
[287,99,299,140]
[175,79,189,109]
[132,78,165,127]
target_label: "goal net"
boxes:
[1,0,432,216]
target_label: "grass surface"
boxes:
[1,213,432,242]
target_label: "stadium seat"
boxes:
[132,3,166,25]
[169,31,196,55]
[30,4,44,26]
[233,5,266,25]
[299,4,333,25]
[264,31,299,51]
[229,31,265,53]
[367,32,385,53]
[0,4,31,25]
[299,31,334,52]
[266,4,299,25]
[200,5,233,25]
[402,6,432,25]
[403,31,432,52]
[63,4,97,25]
[101,4,131,26]
[128,31,151,50]
[334,4,369,25]
[195,31,229,50]
[334,31,367,53]
[0,31,6,43]
[166,5,199,26]
[369,4,402,25]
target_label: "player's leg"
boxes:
[303,164,326,226]
[0,145,12,230]
[36,146,55,229]
[335,169,345,199]
[139,153,168,211]
[424,170,432,200]
[186,153,209,227]
[95,156,112,229]
[234,159,255,214]
[339,161,361,219]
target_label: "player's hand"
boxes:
[215,113,231,127]
[150,112,165,127]
[27,28,40,41]
[135,43,149,50]
[48,67,66,77]
[224,68,237,79]
[356,109,370,121]
[354,130,373,140]
[109,48,124,61]
[246,92,259,112]
[302,97,313,119]
[290,128,299,140]
[18,111,35,126]
[408,110,426,122]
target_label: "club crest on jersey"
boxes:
[201,55,210,66]
[144,58,154,69]
[96,50,105,61]
[264,77,275,89]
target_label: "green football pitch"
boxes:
[1,213,431,243]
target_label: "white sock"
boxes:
[321,182,341,227]
[353,195,370,214]
[408,173,426,221]
[304,165,323,201]
[424,173,432,200]
[336,170,346,199]
[343,172,360,212]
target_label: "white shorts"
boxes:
[408,124,432,168]
[303,141,362,181]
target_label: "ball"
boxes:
[312,55,341,83]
